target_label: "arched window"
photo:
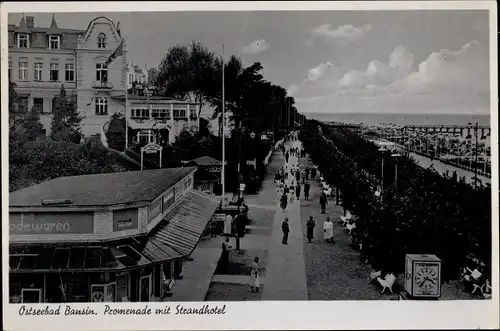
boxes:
[97,33,107,49]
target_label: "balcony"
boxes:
[92,81,114,89]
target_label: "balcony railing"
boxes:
[92,81,114,89]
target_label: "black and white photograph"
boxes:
[2,1,498,330]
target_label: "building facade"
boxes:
[9,167,219,303]
[8,14,199,142]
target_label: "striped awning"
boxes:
[9,191,219,273]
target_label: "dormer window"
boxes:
[97,33,107,49]
[49,35,60,50]
[18,34,29,48]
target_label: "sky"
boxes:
[8,10,491,115]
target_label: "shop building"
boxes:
[9,167,220,303]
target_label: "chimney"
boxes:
[26,16,34,29]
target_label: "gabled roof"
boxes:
[15,16,31,34]
[46,14,62,35]
[9,167,197,208]
[190,156,222,166]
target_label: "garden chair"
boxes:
[377,273,396,294]
[340,211,353,225]
[346,222,356,235]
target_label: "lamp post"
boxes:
[474,122,479,189]
[379,146,388,192]
[391,152,402,193]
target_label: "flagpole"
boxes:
[124,38,129,152]
[221,44,226,205]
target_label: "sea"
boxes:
[305,113,491,127]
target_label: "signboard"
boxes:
[112,209,139,232]
[142,143,162,154]
[211,213,226,223]
[239,183,246,192]
[9,212,94,234]
[246,160,256,166]
[261,133,273,141]
[161,188,175,216]
[149,198,162,221]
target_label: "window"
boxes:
[33,98,43,113]
[95,97,108,116]
[18,62,28,80]
[152,109,169,119]
[34,63,43,81]
[18,34,29,48]
[49,35,60,50]
[97,33,107,48]
[96,64,108,82]
[19,97,28,113]
[8,62,12,81]
[50,63,59,81]
[173,109,186,119]
[116,273,130,302]
[65,64,74,81]
[131,108,149,118]
[189,109,197,119]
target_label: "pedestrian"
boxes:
[289,185,295,203]
[306,216,316,243]
[280,192,288,212]
[282,217,290,245]
[305,167,310,180]
[302,171,306,184]
[323,217,334,243]
[220,237,232,272]
[311,167,317,179]
[295,169,300,182]
[223,213,233,236]
[250,257,260,293]
[319,191,328,214]
[285,152,289,163]
[304,181,310,200]
[296,183,301,200]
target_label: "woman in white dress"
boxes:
[323,217,334,243]
[223,214,233,236]
[250,257,260,293]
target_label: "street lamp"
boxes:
[391,152,402,193]
[379,146,388,192]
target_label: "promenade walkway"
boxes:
[262,140,308,301]
[409,152,490,186]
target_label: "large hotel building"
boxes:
[8,14,200,145]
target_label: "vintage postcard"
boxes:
[1,1,498,330]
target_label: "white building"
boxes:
[8,14,200,144]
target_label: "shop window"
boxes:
[21,289,42,303]
[91,283,116,302]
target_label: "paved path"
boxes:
[409,152,490,186]
[212,274,267,285]
[262,139,308,301]
[163,238,220,302]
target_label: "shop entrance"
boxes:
[139,275,152,302]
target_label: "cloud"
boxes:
[311,24,372,41]
[294,41,489,114]
[241,39,269,55]
[307,62,334,82]
[339,46,414,89]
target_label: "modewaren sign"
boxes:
[9,212,94,234]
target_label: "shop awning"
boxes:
[9,190,219,273]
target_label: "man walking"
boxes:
[296,183,301,201]
[220,237,232,272]
[305,167,310,180]
[282,217,290,245]
[319,191,328,214]
[304,181,310,200]
[306,216,316,243]
[285,152,289,163]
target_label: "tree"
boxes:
[50,85,82,143]
[23,106,45,141]
[106,113,127,151]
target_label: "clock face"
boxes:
[414,262,440,296]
